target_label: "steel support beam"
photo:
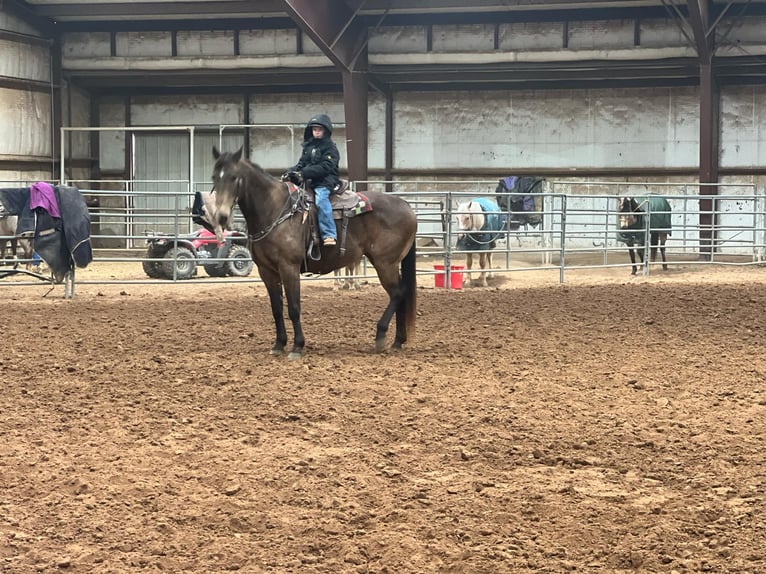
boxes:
[281,0,369,183]
[688,0,719,259]
[342,69,369,187]
[699,62,720,259]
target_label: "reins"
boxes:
[247,182,308,243]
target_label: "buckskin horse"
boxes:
[209,147,417,359]
[616,195,672,275]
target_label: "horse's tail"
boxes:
[399,240,417,339]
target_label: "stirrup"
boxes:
[323,237,337,246]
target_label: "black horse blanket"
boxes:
[495,175,544,229]
[0,184,93,282]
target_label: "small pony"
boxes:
[616,195,672,275]
[455,198,503,287]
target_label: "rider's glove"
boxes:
[288,171,304,185]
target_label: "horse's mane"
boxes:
[214,151,276,183]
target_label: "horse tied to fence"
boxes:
[209,146,417,359]
[455,197,504,287]
[616,195,672,275]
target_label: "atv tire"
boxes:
[161,246,196,280]
[203,261,227,278]
[225,244,254,277]
[142,247,165,279]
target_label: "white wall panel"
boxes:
[640,19,687,48]
[721,86,766,168]
[177,30,234,57]
[499,22,563,51]
[0,89,51,157]
[568,19,634,50]
[721,16,766,44]
[115,32,172,58]
[394,87,699,170]
[247,93,347,171]
[432,24,494,52]
[62,32,111,58]
[130,94,243,126]
[98,99,127,172]
[0,40,50,82]
[369,26,428,54]
[66,83,91,159]
[239,29,296,55]
[0,11,39,36]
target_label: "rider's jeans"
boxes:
[315,186,337,240]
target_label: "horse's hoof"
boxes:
[270,348,284,356]
[287,351,303,360]
[375,339,386,354]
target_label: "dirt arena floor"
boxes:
[1,258,765,573]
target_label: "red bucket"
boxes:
[434,265,464,289]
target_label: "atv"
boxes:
[142,227,254,280]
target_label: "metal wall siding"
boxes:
[368,26,428,54]
[177,30,235,57]
[499,22,563,51]
[393,87,701,170]
[62,32,112,58]
[115,32,172,58]
[130,94,243,126]
[0,89,51,157]
[568,19,634,50]
[431,24,495,52]
[720,86,766,168]
[639,18,688,48]
[0,40,50,82]
[239,29,296,56]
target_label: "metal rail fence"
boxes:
[2,179,765,289]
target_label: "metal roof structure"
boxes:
[6,0,766,92]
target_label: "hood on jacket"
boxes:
[303,113,333,141]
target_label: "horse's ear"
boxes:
[233,146,243,162]
[213,146,220,159]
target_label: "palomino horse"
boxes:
[333,259,364,290]
[616,195,672,275]
[210,147,417,359]
[455,198,503,287]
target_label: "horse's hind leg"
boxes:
[373,263,406,353]
[659,233,668,271]
[627,243,638,275]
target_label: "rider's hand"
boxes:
[280,171,291,182]
[288,171,304,185]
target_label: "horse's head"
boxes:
[617,196,640,230]
[456,201,485,240]
[211,146,246,240]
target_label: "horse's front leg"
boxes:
[477,253,489,287]
[281,268,305,360]
[260,268,288,355]
[464,253,474,286]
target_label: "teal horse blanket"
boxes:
[617,195,672,244]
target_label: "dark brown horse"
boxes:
[617,196,672,275]
[210,147,417,359]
